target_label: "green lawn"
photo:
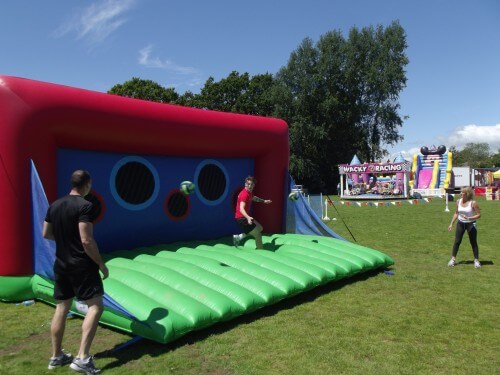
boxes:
[1,197,498,374]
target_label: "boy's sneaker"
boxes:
[70,356,101,374]
[447,258,456,267]
[233,234,240,246]
[474,259,481,269]
[48,350,73,369]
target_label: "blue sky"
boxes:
[1,0,499,160]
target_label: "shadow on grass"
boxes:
[456,260,494,266]
[95,268,385,371]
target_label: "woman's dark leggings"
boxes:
[452,221,479,259]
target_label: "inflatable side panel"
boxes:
[0,276,34,301]
[444,152,453,188]
[410,154,419,188]
[430,160,440,188]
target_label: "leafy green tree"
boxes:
[273,37,323,186]
[345,23,408,162]
[239,73,276,116]
[274,21,409,190]
[108,77,179,103]
[176,90,197,106]
[452,143,491,168]
[489,151,500,167]
[196,72,249,112]
[185,72,276,116]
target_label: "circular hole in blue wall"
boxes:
[110,156,159,210]
[195,160,228,206]
[164,190,190,221]
[85,190,106,224]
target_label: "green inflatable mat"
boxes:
[31,233,394,344]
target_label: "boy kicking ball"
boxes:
[233,176,272,249]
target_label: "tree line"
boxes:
[109,21,410,193]
[450,143,500,168]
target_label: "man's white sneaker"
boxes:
[447,258,456,267]
[233,234,240,246]
[48,350,73,369]
[474,259,481,269]
[70,356,101,374]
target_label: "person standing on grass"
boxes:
[447,186,482,268]
[233,176,272,249]
[43,170,108,374]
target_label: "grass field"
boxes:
[1,196,498,375]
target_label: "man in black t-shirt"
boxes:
[43,170,108,373]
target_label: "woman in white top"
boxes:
[447,187,481,268]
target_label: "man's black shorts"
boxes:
[236,217,256,234]
[54,267,104,301]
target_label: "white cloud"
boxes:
[391,124,500,160]
[186,77,206,88]
[54,0,135,44]
[138,45,205,92]
[390,147,420,162]
[138,45,199,75]
[445,124,500,151]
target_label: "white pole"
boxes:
[445,190,450,212]
[404,172,408,198]
[323,199,330,220]
[340,174,344,198]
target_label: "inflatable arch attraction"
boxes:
[0,76,393,344]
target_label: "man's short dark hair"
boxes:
[71,170,91,189]
[245,176,256,184]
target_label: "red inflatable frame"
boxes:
[0,75,289,276]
